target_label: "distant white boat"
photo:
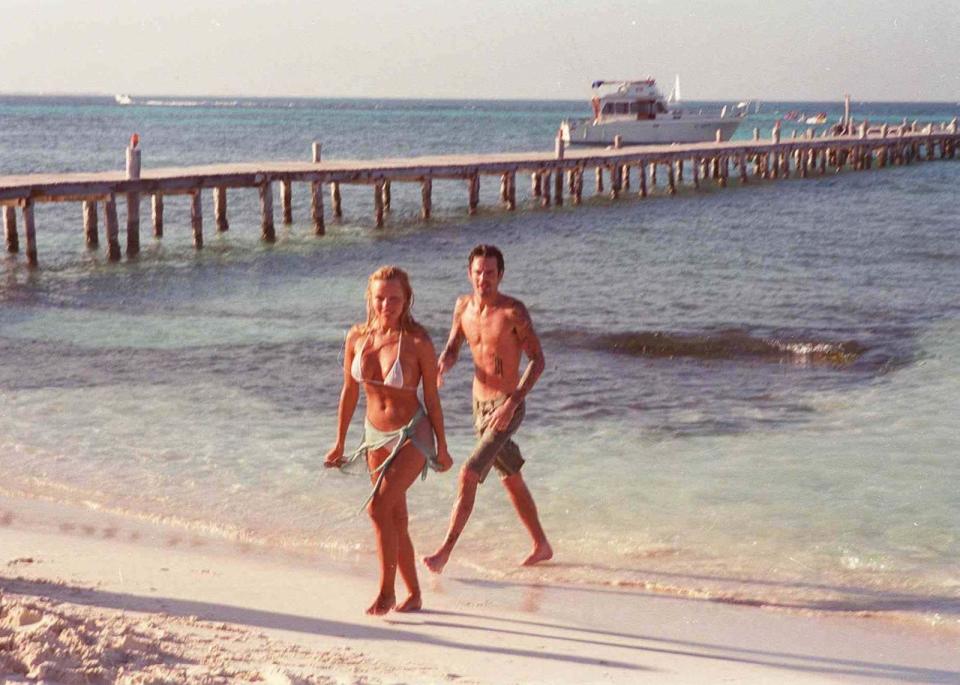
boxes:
[560,78,746,146]
[114,94,133,105]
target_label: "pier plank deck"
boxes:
[1,126,957,266]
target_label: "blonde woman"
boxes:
[325,265,452,615]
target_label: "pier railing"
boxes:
[2,122,958,266]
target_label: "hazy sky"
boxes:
[3,0,958,101]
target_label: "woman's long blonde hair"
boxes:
[361,265,421,334]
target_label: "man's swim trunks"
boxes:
[464,395,526,483]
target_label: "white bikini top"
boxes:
[351,331,405,389]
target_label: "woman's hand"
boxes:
[435,446,453,472]
[324,444,345,469]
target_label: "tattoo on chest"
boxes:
[494,356,503,376]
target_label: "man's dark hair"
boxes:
[468,244,505,274]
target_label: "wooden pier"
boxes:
[1,121,958,267]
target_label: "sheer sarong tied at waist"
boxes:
[341,406,438,512]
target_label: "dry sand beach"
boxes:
[1,495,958,684]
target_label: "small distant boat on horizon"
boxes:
[114,94,133,105]
[560,77,747,146]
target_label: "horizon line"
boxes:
[1,90,959,106]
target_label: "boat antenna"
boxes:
[668,74,681,104]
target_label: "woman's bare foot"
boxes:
[395,593,422,612]
[421,549,450,574]
[366,593,396,616]
[521,541,553,566]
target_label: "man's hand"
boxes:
[437,351,454,389]
[488,398,518,432]
[323,444,345,468]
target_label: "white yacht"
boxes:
[561,78,746,146]
[114,94,133,105]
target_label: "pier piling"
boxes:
[104,194,121,262]
[152,195,164,237]
[420,178,432,220]
[125,144,141,257]
[191,191,203,249]
[3,206,17,253]
[281,179,293,225]
[83,201,98,247]
[331,182,342,219]
[214,187,229,232]
[259,182,275,242]
[22,200,37,267]
[311,181,325,235]
[374,179,385,227]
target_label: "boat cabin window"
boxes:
[629,100,657,119]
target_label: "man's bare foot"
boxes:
[422,549,450,574]
[366,593,395,616]
[395,593,422,612]
[521,541,553,567]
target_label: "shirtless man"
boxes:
[422,244,552,573]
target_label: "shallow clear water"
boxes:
[1,95,958,630]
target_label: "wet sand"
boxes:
[1,495,958,684]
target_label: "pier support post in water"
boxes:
[3,206,18,253]
[281,179,293,225]
[531,172,541,198]
[22,200,37,267]
[738,155,748,184]
[330,182,342,219]
[667,162,677,195]
[259,181,276,242]
[103,194,121,262]
[125,144,141,258]
[191,191,203,249]
[214,187,229,232]
[420,178,432,220]
[499,173,510,206]
[382,180,392,212]
[620,164,630,191]
[608,166,620,200]
[595,167,603,194]
[650,162,658,187]
[468,174,479,215]
[374,179,385,227]
[311,180,325,235]
[572,168,582,205]
[638,163,647,198]
[152,194,164,238]
[541,170,552,207]
[691,157,699,190]
[125,192,140,257]
[676,160,684,184]
[83,200,98,248]
[507,172,516,211]
[554,168,563,206]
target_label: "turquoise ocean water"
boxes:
[1,95,958,631]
